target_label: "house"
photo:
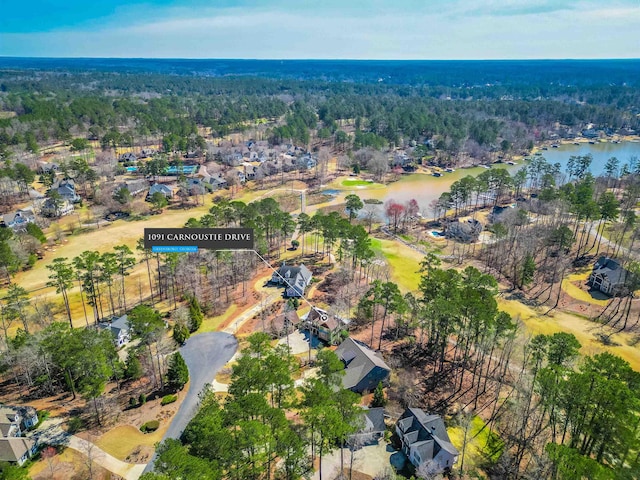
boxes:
[335,338,391,394]
[2,209,35,232]
[119,152,138,163]
[37,162,59,174]
[0,405,39,466]
[0,437,37,465]
[41,197,74,217]
[297,153,316,170]
[588,256,630,296]
[269,310,301,338]
[51,179,80,202]
[202,174,229,190]
[581,128,599,139]
[147,183,175,200]
[396,408,459,473]
[117,179,149,197]
[350,407,386,444]
[140,148,155,158]
[234,167,247,183]
[304,307,349,344]
[271,263,313,298]
[99,314,131,347]
[444,219,483,243]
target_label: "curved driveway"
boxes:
[144,331,238,473]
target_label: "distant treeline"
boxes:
[0,61,639,158]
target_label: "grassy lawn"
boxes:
[199,303,239,333]
[95,424,164,461]
[561,270,609,307]
[497,298,640,371]
[370,238,424,291]
[341,179,379,187]
[448,415,503,472]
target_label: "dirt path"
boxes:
[31,418,146,480]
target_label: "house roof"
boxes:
[0,437,35,463]
[3,209,35,225]
[276,264,312,288]
[362,407,386,434]
[398,408,459,458]
[149,183,174,194]
[271,310,301,333]
[593,256,629,285]
[335,338,391,391]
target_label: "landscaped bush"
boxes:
[161,394,177,406]
[140,420,160,433]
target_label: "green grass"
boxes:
[342,179,377,187]
[370,238,423,291]
[448,415,504,471]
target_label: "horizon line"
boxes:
[1,56,640,62]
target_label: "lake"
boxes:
[337,141,640,215]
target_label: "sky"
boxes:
[1,0,639,59]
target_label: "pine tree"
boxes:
[370,381,387,408]
[167,352,189,391]
[188,297,203,333]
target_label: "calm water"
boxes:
[534,141,640,176]
[346,141,640,214]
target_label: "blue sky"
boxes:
[1,0,639,59]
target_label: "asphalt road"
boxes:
[143,331,238,474]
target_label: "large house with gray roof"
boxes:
[396,408,459,473]
[271,263,312,298]
[335,337,390,394]
[1,209,35,232]
[99,314,131,347]
[588,256,630,296]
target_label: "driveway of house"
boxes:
[312,439,400,480]
[143,331,238,473]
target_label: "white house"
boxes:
[0,405,39,465]
[100,314,131,347]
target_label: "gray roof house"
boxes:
[51,179,80,202]
[147,183,175,199]
[352,407,386,444]
[2,209,35,232]
[589,256,630,296]
[0,437,37,466]
[396,408,459,473]
[202,174,229,190]
[0,405,38,465]
[271,263,313,298]
[117,179,149,197]
[119,152,138,162]
[335,338,391,394]
[41,197,74,217]
[99,314,131,347]
[37,162,59,173]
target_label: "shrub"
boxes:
[129,397,138,408]
[161,394,178,406]
[139,393,147,405]
[140,420,159,433]
[67,416,85,434]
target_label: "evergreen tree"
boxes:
[167,352,189,391]
[371,381,387,408]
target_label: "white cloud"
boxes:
[1,2,639,58]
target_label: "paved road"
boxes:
[143,331,238,473]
